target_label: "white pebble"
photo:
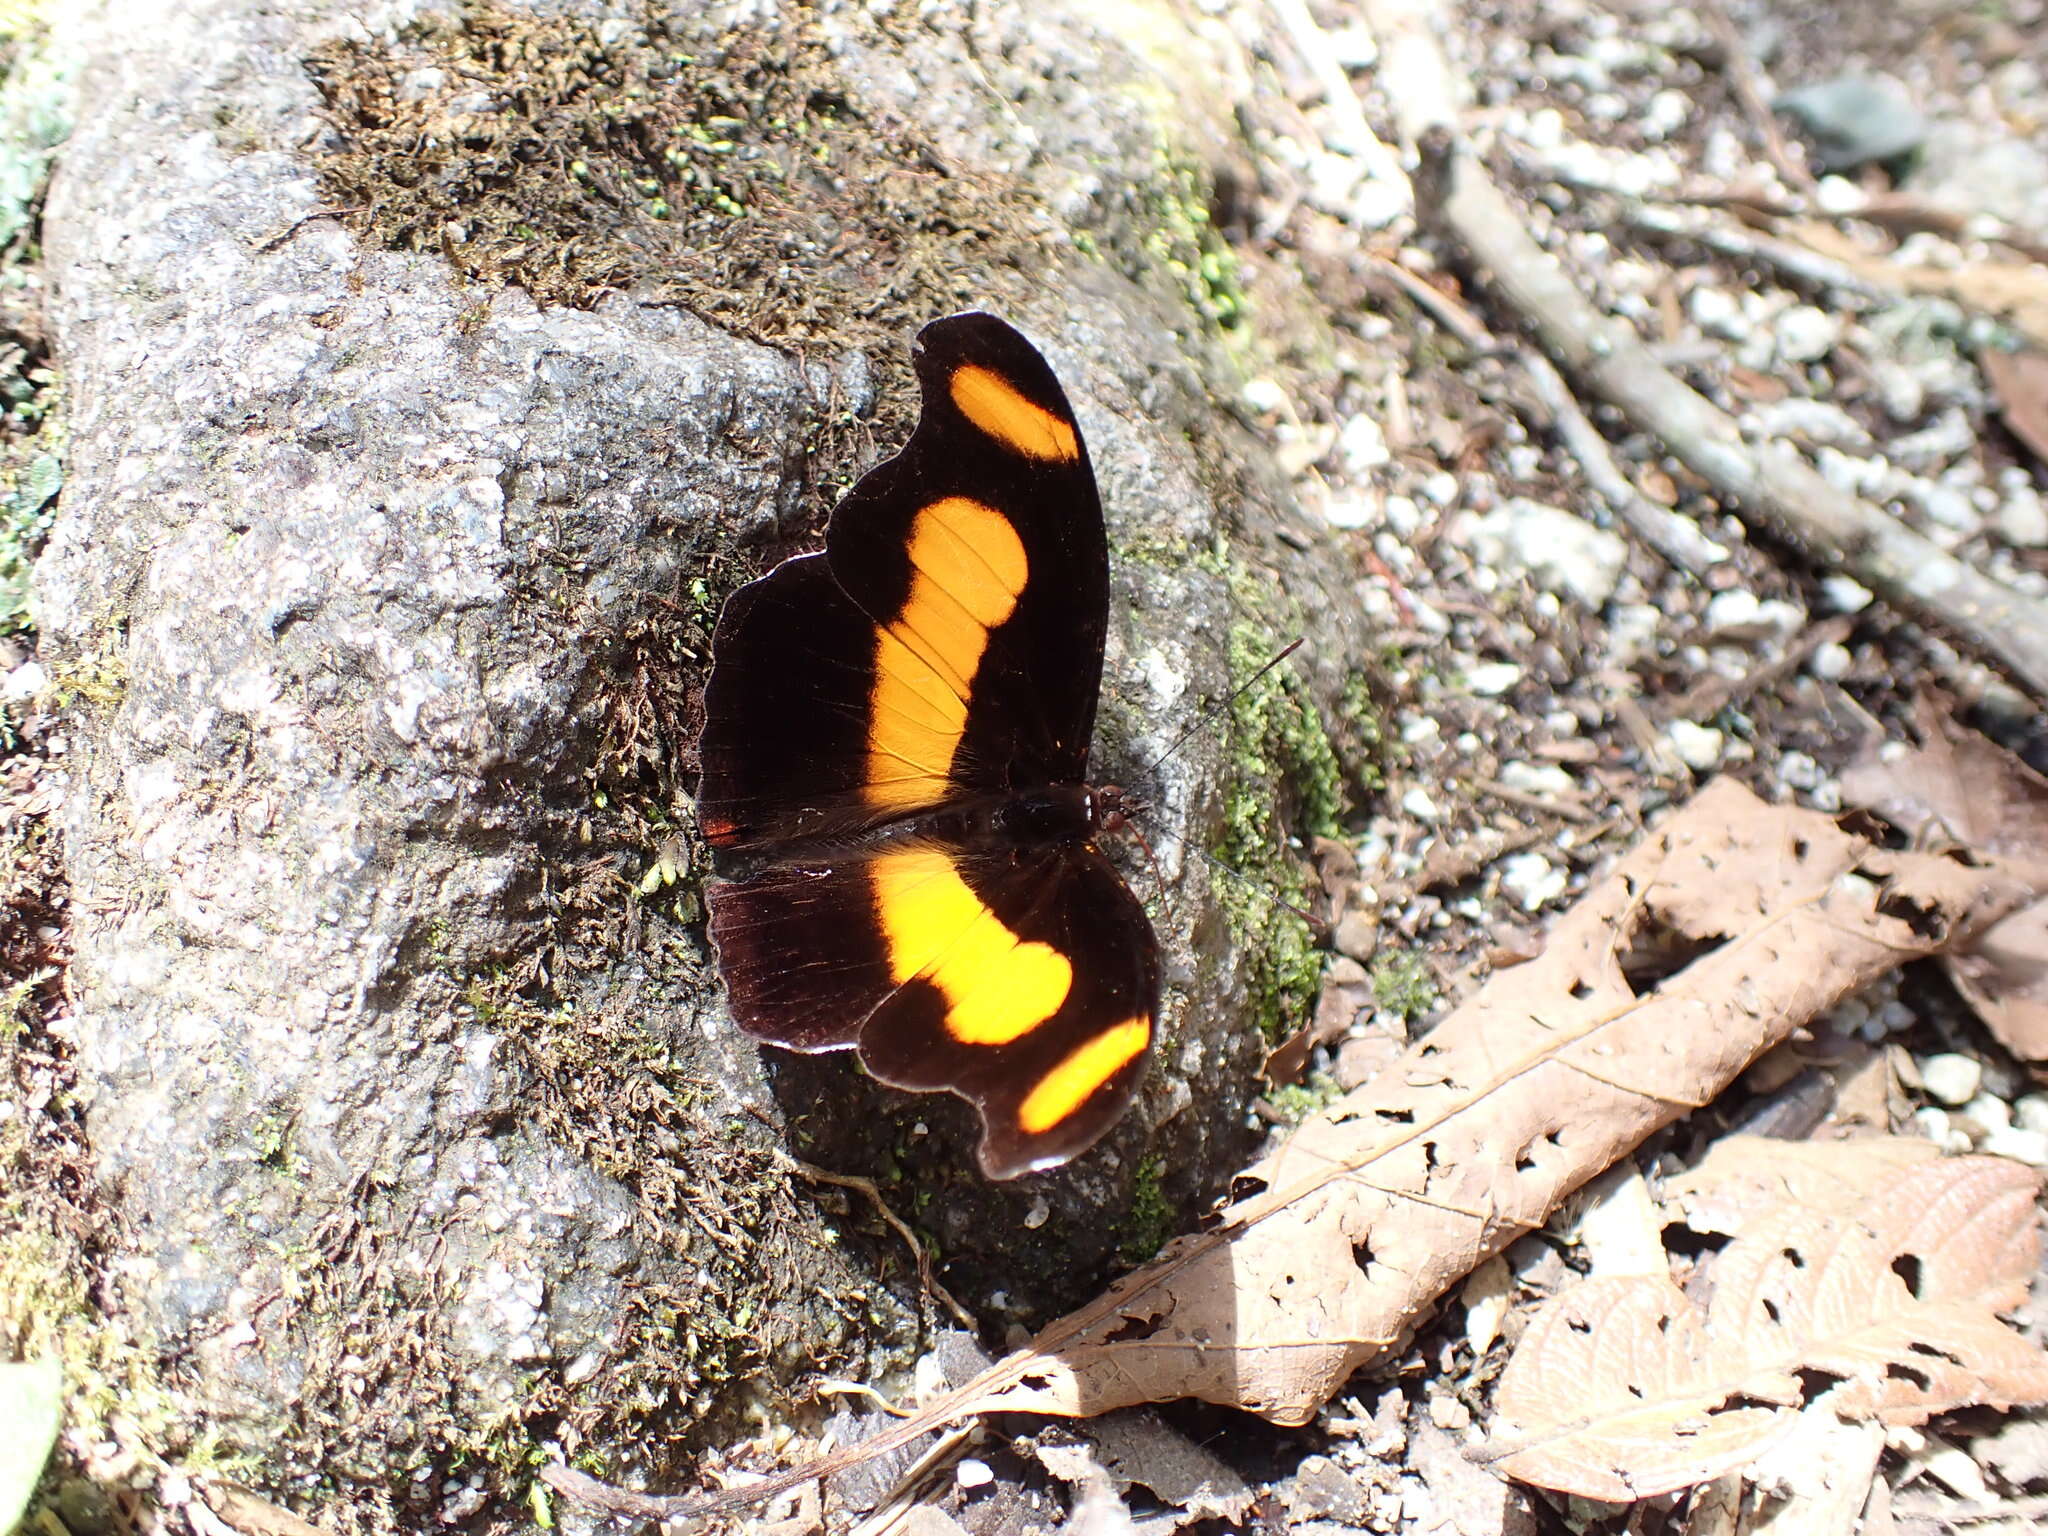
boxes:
[1920,1052,1983,1106]
[1500,760,1576,796]
[1500,851,1568,910]
[1242,377,1286,414]
[2015,1095,2048,1135]
[1821,574,1873,613]
[1776,305,1841,364]
[1690,286,1746,341]
[1402,787,1440,821]
[1384,494,1423,536]
[1996,482,2048,548]
[1464,662,1523,696]
[956,1459,995,1489]
[1323,494,1377,530]
[1962,1093,2013,1132]
[1461,498,1629,609]
[1809,642,1852,680]
[1339,412,1391,473]
[1981,1126,2048,1168]
[1,660,46,703]
[1666,720,1725,771]
[1777,751,1824,792]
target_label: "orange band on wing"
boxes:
[872,848,1072,1045]
[950,364,1080,463]
[865,498,1028,812]
[1018,1018,1151,1133]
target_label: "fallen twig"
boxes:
[1517,347,1731,573]
[1660,612,1857,723]
[1348,0,2048,699]
[1265,0,1411,219]
[1695,0,1815,192]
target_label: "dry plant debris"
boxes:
[1842,694,2048,1063]
[1493,1136,2048,1500]
[550,776,2039,1522]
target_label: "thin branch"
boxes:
[1353,0,2048,701]
[1265,0,1412,217]
[1517,347,1731,573]
[1421,137,2048,698]
[1695,0,1815,191]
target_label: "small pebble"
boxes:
[1777,751,1824,792]
[1919,1052,1983,1106]
[1464,662,1523,697]
[1499,760,1576,797]
[1809,642,1852,680]
[1690,286,1746,341]
[1461,499,1629,610]
[1339,412,1391,473]
[1323,494,1376,530]
[1775,304,1841,364]
[1666,720,1725,772]
[1242,377,1286,414]
[1,660,45,703]
[2015,1095,2048,1136]
[1821,574,1874,613]
[1981,1126,2048,1169]
[1996,482,2048,548]
[956,1459,995,1490]
[1500,852,1568,911]
[1913,1105,1973,1155]
[1401,787,1440,821]
[1962,1093,2013,1132]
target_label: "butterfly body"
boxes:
[697,313,1160,1179]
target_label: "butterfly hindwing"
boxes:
[708,839,1156,1179]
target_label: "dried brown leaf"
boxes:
[926,782,2026,1427]
[1492,1274,1793,1500]
[1840,696,2048,1060]
[1493,1140,2048,1500]
[1981,346,2048,470]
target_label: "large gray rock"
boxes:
[34,0,1364,1517]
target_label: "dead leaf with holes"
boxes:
[547,779,2039,1525]
[1489,1136,2048,1500]
[1840,694,2048,1062]
[1981,346,2048,470]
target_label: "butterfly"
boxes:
[696,312,1159,1179]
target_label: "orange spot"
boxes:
[950,365,1079,462]
[1018,1019,1151,1133]
[865,499,1029,811]
[871,848,1073,1044]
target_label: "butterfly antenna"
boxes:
[1144,637,1305,777]
[1135,807,1329,937]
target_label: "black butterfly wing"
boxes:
[697,313,1107,849]
[707,837,1157,1179]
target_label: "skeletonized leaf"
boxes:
[1494,1141,2048,1499]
